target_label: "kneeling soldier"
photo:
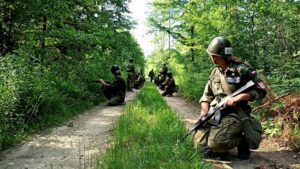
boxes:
[162,72,177,97]
[194,36,266,160]
[96,65,126,106]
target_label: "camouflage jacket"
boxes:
[199,62,266,110]
[161,66,168,75]
[107,75,126,98]
[163,77,176,88]
[127,63,135,72]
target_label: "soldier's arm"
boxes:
[225,93,252,106]
[198,81,214,119]
[99,79,109,86]
[199,102,210,120]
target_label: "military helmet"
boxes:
[207,36,232,57]
[163,63,167,66]
[129,58,134,62]
[110,65,120,74]
[166,71,172,77]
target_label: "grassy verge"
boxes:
[175,71,210,102]
[97,82,210,169]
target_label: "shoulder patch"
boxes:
[256,81,266,89]
[236,63,248,75]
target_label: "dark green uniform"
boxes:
[103,75,126,106]
[162,77,176,96]
[148,69,155,82]
[194,61,266,152]
[127,62,135,91]
[135,73,145,89]
[159,65,168,87]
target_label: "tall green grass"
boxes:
[98,82,210,169]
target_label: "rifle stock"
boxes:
[183,80,255,139]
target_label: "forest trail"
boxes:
[164,94,300,169]
[0,91,137,169]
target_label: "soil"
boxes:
[0,91,137,169]
[1,89,299,169]
[163,93,300,169]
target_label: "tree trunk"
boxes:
[7,0,14,53]
[0,16,4,56]
[190,25,195,62]
[41,15,47,49]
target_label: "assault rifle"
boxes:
[183,80,255,139]
[92,80,111,84]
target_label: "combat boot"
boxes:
[237,137,251,160]
[202,148,216,158]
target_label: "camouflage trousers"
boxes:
[127,72,135,89]
[194,114,243,152]
[162,86,177,96]
[103,87,125,106]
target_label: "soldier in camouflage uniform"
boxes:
[194,36,266,160]
[148,69,155,82]
[96,65,126,106]
[159,63,168,89]
[134,70,145,89]
[127,58,136,91]
[162,72,177,97]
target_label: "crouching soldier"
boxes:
[194,36,266,160]
[162,72,177,97]
[158,63,168,89]
[135,71,145,89]
[96,65,126,106]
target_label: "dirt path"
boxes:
[164,94,300,169]
[0,91,137,169]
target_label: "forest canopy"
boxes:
[0,0,145,149]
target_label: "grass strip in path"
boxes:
[97,82,210,169]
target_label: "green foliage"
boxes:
[146,0,300,98]
[145,47,212,102]
[146,1,300,148]
[292,124,300,150]
[0,0,145,149]
[261,119,281,137]
[176,71,210,102]
[98,83,210,169]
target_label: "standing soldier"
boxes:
[96,65,126,106]
[161,63,168,75]
[126,58,135,91]
[194,36,266,160]
[148,69,155,82]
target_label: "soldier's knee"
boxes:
[207,137,231,152]
[207,130,237,152]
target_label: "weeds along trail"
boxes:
[163,94,300,169]
[0,92,137,169]
[97,83,210,169]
